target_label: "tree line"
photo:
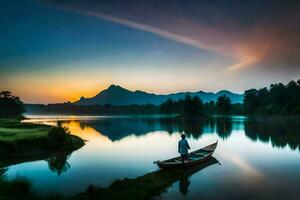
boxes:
[243,80,300,115]
[1,79,299,117]
[160,94,237,116]
[25,95,235,117]
[160,79,300,116]
[0,91,24,118]
[25,103,160,115]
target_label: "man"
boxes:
[178,134,190,163]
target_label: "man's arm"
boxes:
[178,141,181,153]
[186,141,190,149]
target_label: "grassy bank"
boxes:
[0,118,84,167]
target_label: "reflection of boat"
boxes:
[156,141,218,169]
[176,157,219,195]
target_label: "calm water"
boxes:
[2,115,300,199]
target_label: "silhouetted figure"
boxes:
[178,134,190,163]
[179,175,191,195]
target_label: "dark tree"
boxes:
[183,95,203,117]
[216,95,231,114]
[160,95,203,116]
[160,98,174,114]
[0,91,12,98]
[192,96,203,115]
[0,91,25,118]
[243,89,260,114]
[243,80,300,115]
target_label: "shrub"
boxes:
[5,177,31,196]
[47,122,70,148]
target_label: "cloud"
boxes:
[43,0,300,72]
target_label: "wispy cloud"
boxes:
[44,0,300,72]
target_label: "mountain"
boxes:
[74,84,243,105]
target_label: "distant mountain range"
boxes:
[74,85,243,106]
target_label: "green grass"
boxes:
[0,118,84,199]
[0,119,50,142]
[0,127,50,141]
[0,118,85,167]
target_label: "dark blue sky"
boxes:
[0,0,299,103]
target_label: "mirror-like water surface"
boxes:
[2,115,300,199]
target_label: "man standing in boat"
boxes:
[178,134,190,163]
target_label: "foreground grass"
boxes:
[0,118,84,167]
[0,176,67,200]
[0,175,37,200]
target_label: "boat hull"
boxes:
[156,141,218,169]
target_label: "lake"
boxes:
[2,115,300,199]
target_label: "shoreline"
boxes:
[0,118,85,167]
[75,157,218,200]
[0,157,218,200]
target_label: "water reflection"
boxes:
[244,117,300,151]
[76,117,235,141]
[215,118,233,139]
[177,157,219,196]
[179,175,190,195]
[8,115,300,198]
[75,116,300,151]
[45,151,72,176]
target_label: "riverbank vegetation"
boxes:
[160,94,239,116]
[0,91,25,118]
[0,169,38,200]
[160,95,204,117]
[243,80,300,115]
[25,103,159,115]
[160,79,300,116]
[0,119,84,167]
[0,92,85,199]
[0,92,85,167]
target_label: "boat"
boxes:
[156,141,218,169]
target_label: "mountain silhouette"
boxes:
[75,84,243,105]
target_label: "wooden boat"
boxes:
[156,141,218,169]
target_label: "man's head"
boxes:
[181,134,186,140]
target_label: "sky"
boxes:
[0,0,299,103]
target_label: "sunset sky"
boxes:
[1,0,299,103]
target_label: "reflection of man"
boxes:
[178,134,190,163]
[179,175,191,195]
